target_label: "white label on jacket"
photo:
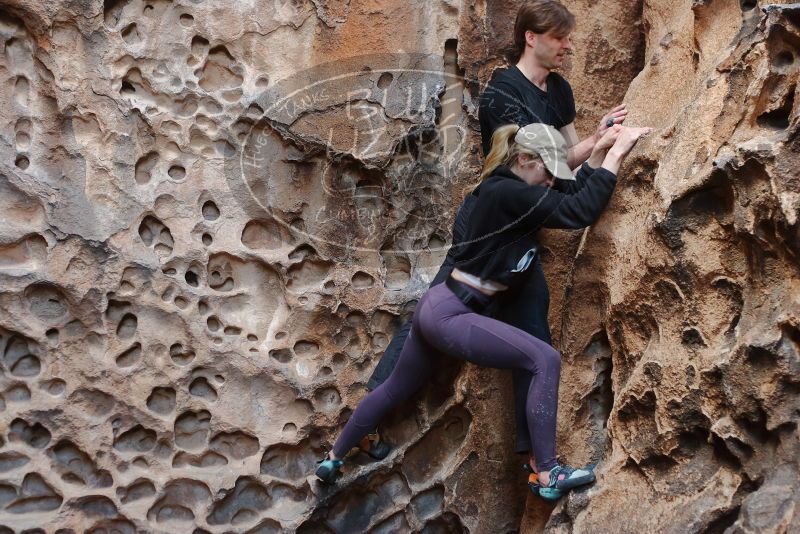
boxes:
[511,248,537,273]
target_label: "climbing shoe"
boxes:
[538,485,564,502]
[358,432,391,460]
[523,463,541,495]
[315,455,344,485]
[541,464,596,493]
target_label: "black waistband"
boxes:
[445,276,493,314]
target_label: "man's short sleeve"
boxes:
[555,74,577,126]
[479,80,528,155]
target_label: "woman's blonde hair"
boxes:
[479,124,542,181]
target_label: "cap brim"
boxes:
[546,159,574,181]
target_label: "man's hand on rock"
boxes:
[596,104,629,139]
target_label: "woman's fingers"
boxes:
[612,127,648,154]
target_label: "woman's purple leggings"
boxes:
[333,280,562,472]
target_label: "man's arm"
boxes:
[561,122,597,170]
[562,104,629,170]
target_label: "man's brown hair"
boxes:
[505,1,576,64]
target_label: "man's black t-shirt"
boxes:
[478,66,576,155]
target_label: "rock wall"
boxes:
[546,1,800,533]
[0,0,796,533]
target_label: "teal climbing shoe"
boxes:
[358,432,391,460]
[315,455,344,485]
[538,485,564,502]
[540,463,596,495]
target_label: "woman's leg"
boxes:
[416,284,562,472]
[494,260,552,459]
[331,309,438,458]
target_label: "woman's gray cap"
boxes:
[514,123,574,181]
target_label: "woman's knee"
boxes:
[543,347,561,374]
[530,345,560,374]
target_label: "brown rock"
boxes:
[0,0,796,532]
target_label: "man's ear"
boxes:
[525,30,537,48]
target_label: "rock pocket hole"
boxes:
[43,378,66,396]
[682,328,707,348]
[15,155,29,170]
[209,431,259,460]
[202,201,220,221]
[207,316,221,332]
[189,377,217,401]
[6,384,31,402]
[757,87,794,130]
[314,387,341,412]
[185,269,200,287]
[740,0,757,11]
[10,419,52,448]
[377,72,393,89]
[113,424,156,453]
[121,22,141,45]
[223,326,241,336]
[351,271,375,289]
[293,340,319,357]
[4,336,41,378]
[104,0,128,28]
[135,152,158,185]
[147,387,176,414]
[116,343,142,367]
[174,410,211,451]
[168,165,186,181]
[169,343,195,365]
[116,313,138,339]
[269,348,292,364]
[775,51,795,69]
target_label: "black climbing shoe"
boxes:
[358,432,391,460]
[315,455,344,485]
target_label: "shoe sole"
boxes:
[555,471,596,491]
[538,487,563,501]
[315,465,339,484]
[362,442,391,460]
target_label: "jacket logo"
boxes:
[511,247,538,273]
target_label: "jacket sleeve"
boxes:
[500,168,618,229]
[431,195,475,286]
[554,162,597,195]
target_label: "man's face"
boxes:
[528,29,573,69]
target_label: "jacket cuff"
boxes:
[592,166,618,181]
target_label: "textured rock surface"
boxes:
[0,0,797,533]
[544,1,800,533]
